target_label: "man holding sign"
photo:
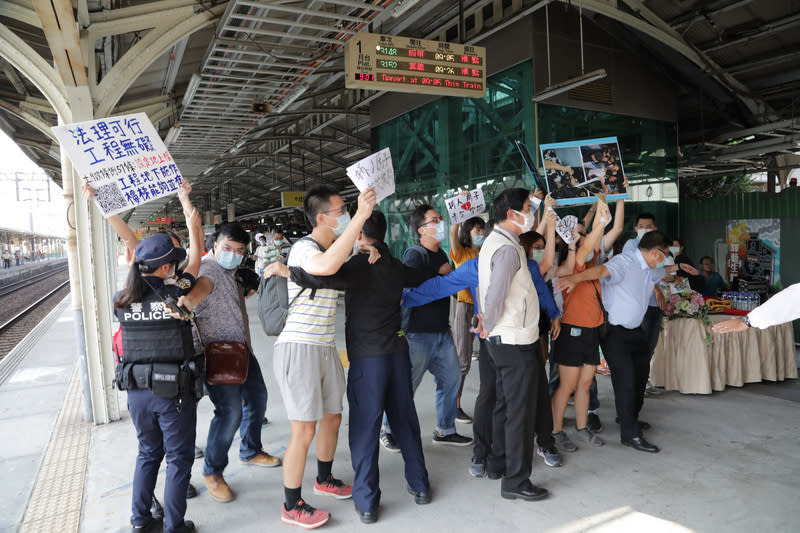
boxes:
[271,185,376,529]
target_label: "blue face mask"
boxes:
[328,212,351,237]
[585,251,594,263]
[472,234,485,247]
[217,250,243,270]
[432,221,446,243]
[656,259,666,269]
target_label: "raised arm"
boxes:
[576,201,610,265]
[449,222,464,257]
[82,183,139,264]
[553,264,610,294]
[602,198,625,254]
[538,207,557,275]
[304,188,377,276]
[179,181,203,278]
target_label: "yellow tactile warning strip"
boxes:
[20,363,91,533]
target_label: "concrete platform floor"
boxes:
[2,295,798,532]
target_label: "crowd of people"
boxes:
[109,180,754,532]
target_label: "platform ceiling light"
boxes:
[532,68,607,102]
[392,0,420,18]
[182,73,201,108]
[164,125,181,146]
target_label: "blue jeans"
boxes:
[128,389,196,533]
[203,353,268,476]
[383,331,460,435]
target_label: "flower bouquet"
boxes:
[662,288,712,344]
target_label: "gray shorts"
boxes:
[273,342,345,421]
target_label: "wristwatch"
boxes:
[568,247,577,252]
[741,315,751,327]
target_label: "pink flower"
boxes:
[669,294,680,305]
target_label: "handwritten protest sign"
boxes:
[555,215,579,244]
[51,112,182,217]
[445,189,486,225]
[346,148,395,202]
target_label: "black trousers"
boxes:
[474,339,552,474]
[485,339,539,491]
[601,325,651,441]
[347,350,429,512]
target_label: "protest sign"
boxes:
[539,136,628,206]
[556,215,579,244]
[51,112,182,217]
[346,147,395,202]
[445,189,486,225]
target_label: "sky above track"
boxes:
[0,130,66,237]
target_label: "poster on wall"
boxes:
[51,112,182,217]
[538,136,628,206]
[725,219,781,288]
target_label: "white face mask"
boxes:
[669,246,680,256]
[636,228,653,239]
[511,209,535,233]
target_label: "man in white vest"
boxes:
[476,188,549,502]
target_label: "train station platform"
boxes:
[0,257,68,285]
[1,292,799,532]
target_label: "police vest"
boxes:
[114,287,195,364]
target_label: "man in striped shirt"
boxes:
[272,184,376,529]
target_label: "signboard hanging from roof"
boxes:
[345,32,487,98]
[51,112,182,218]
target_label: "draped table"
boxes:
[650,314,797,394]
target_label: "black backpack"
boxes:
[257,237,322,336]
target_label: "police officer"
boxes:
[114,232,206,533]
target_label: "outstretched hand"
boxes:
[553,276,577,294]
[712,317,747,334]
[263,262,290,279]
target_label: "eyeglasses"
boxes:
[578,231,587,237]
[422,216,444,226]
[656,248,669,257]
[322,204,348,217]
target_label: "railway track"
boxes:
[0,264,69,298]
[0,278,71,362]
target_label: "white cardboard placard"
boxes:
[444,189,486,225]
[51,112,181,217]
[346,148,395,202]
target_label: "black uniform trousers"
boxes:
[347,350,429,513]
[485,339,539,492]
[128,389,196,533]
[474,339,554,476]
[601,324,651,442]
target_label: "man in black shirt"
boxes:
[269,211,433,523]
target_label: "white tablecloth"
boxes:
[650,314,797,394]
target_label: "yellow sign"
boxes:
[345,33,487,98]
[281,191,305,207]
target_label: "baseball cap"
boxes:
[135,233,186,268]
[255,232,265,241]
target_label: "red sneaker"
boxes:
[313,475,353,499]
[281,500,330,530]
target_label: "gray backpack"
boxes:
[257,236,321,336]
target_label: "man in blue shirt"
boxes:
[555,231,675,454]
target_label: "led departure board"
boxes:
[345,33,487,98]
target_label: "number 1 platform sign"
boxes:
[445,189,486,225]
[51,112,182,217]
[346,148,395,202]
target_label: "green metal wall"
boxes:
[373,62,536,259]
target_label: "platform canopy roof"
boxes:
[0,0,798,224]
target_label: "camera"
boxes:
[163,294,192,320]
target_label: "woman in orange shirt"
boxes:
[550,201,612,452]
[448,216,485,423]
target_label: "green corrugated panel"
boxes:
[680,188,800,223]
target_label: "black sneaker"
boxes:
[587,412,604,433]
[380,431,400,452]
[432,431,473,446]
[186,482,198,499]
[455,408,473,424]
[130,518,162,533]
